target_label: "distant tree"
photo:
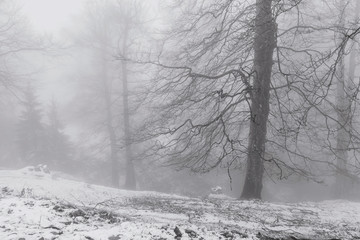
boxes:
[115,0,143,190]
[16,84,46,164]
[0,0,46,92]
[0,90,17,167]
[44,99,74,170]
[0,0,50,166]
[70,0,149,189]
[334,0,360,197]
[64,0,121,187]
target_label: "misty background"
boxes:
[0,0,359,202]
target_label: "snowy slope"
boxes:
[0,167,359,240]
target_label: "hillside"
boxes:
[0,167,359,240]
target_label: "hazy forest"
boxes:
[1,0,360,239]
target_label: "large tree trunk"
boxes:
[121,22,136,190]
[240,0,276,200]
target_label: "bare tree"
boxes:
[241,0,276,199]
[70,0,148,189]
[140,0,360,199]
[106,0,148,189]
[0,0,46,93]
[114,1,140,190]
[71,0,122,187]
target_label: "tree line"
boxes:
[17,85,73,170]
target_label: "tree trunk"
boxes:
[240,0,276,200]
[334,51,349,197]
[103,56,120,188]
[121,22,136,190]
[334,0,347,198]
[109,123,120,188]
[100,26,119,188]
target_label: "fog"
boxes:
[0,0,359,204]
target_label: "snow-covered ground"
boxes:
[0,167,359,240]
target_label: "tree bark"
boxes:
[240,0,276,200]
[121,21,136,190]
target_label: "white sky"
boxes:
[21,0,86,36]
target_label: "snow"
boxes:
[0,167,360,239]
